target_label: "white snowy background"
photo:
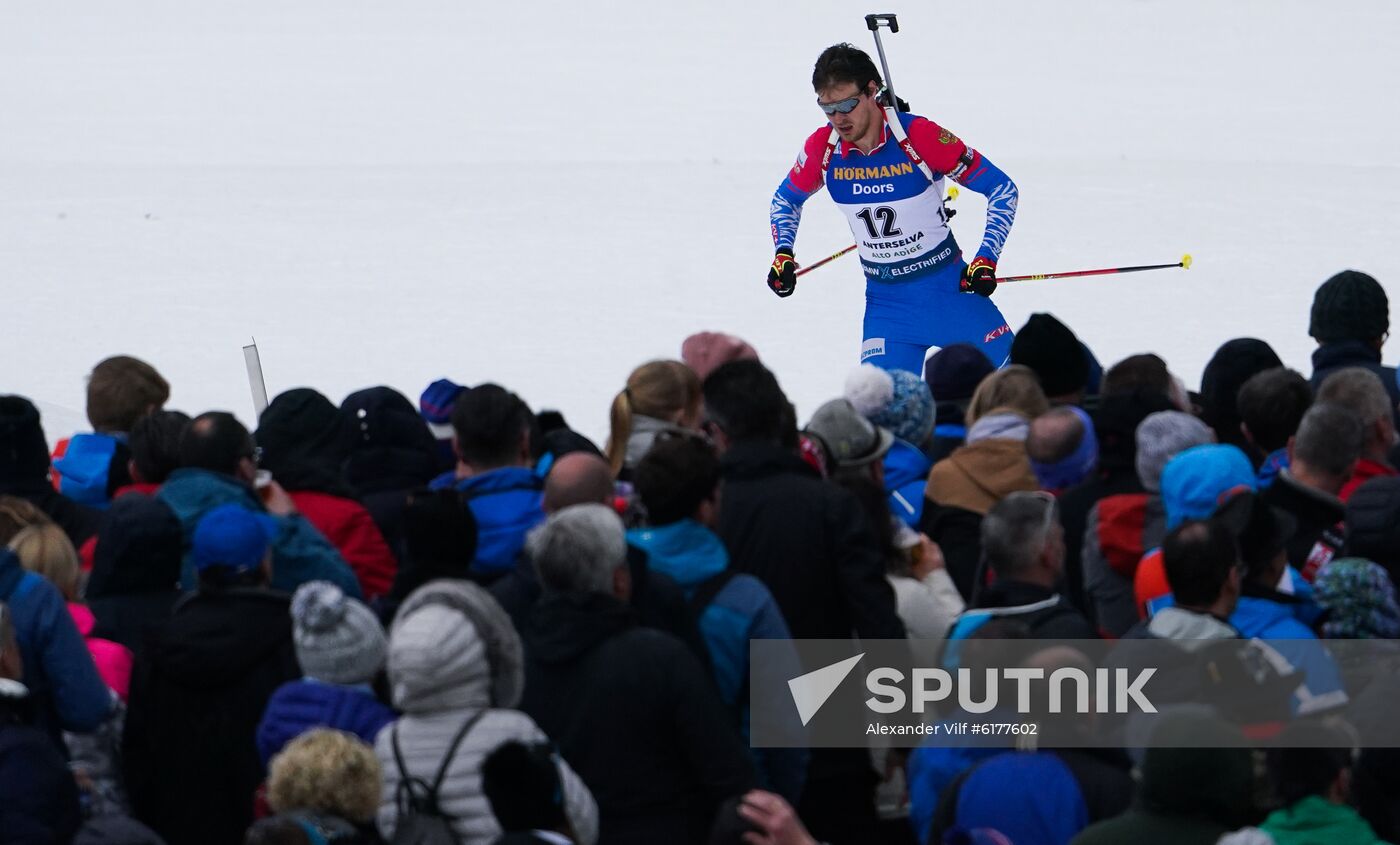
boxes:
[3,1,1397,444]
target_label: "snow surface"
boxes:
[3,1,1398,444]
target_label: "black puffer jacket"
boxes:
[86,494,185,655]
[716,441,904,641]
[124,587,299,845]
[520,593,754,845]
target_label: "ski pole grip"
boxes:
[865,13,899,32]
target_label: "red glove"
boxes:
[960,257,998,297]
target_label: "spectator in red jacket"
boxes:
[255,389,397,602]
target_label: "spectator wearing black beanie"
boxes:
[1199,338,1283,465]
[1009,313,1092,406]
[1309,270,1400,426]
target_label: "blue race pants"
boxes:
[860,260,1014,373]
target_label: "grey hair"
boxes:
[1294,402,1365,477]
[1316,368,1393,427]
[527,503,627,596]
[980,493,1057,577]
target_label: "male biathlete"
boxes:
[768,44,1020,371]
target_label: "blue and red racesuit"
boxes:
[771,109,1019,371]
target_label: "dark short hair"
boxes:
[1162,519,1238,607]
[812,43,882,94]
[1101,354,1173,399]
[1268,721,1354,807]
[1236,368,1312,453]
[86,355,169,433]
[481,741,566,833]
[178,412,254,476]
[1294,402,1365,477]
[633,435,720,526]
[129,410,192,484]
[450,384,533,469]
[702,360,791,444]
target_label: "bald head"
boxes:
[1027,407,1085,465]
[544,452,615,513]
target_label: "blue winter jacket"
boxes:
[627,519,806,801]
[255,679,395,766]
[157,468,361,599]
[906,714,1012,843]
[883,439,934,527]
[944,752,1090,845]
[1231,594,1349,716]
[0,549,112,740]
[429,466,545,577]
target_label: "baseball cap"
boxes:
[192,503,280,575]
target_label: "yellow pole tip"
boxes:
[947,186,960,201]
[1181,254,1193,270]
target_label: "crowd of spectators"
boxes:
[3,270,1400,844]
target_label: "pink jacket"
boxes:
[68,603,132,702]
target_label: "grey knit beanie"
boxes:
[291,581,388,685]
[1135,411,1215,492]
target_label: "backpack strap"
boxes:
[429,710,489,797]
[688,569,738,617]
[392,711,490,816]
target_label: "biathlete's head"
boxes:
[812,43,886,145]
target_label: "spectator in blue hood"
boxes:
[627,434,803,803]
[1307,270,1400,427]
[843,365,936,526]
[51,355,170,509]
[1237,367,1313,489]
[429,384,545,583]
[157,411,361,598]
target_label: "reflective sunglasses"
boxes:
[818,94,863,115]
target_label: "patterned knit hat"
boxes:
[291,581,388,685]
[1314,557,1400,639]
[844,365,935,446]
[419,379,465,426]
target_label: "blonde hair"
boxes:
[604,360,701,476]
[267,729,383,823]
[965,365,1050,427]
[9,523,80,600]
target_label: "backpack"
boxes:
[389,710,486,845]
